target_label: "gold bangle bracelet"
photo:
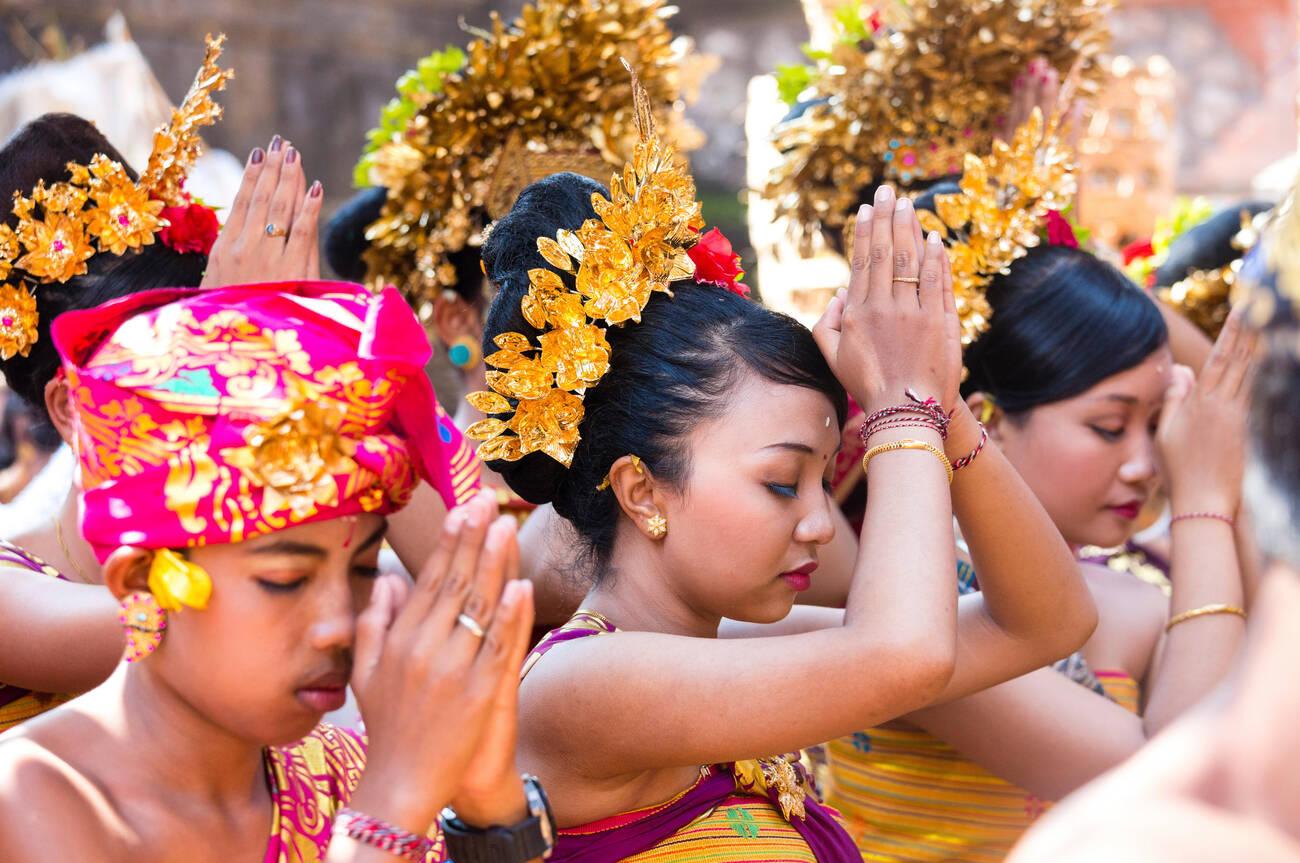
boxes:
[862,438,953,484]
[1165,603,1247,633]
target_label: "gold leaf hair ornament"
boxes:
[356,0,713,316]
[0,34,232,361]
[765,0,1110,252]
[464,65,746,468]
[913,107,1079,347]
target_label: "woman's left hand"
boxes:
[200,135,323,288]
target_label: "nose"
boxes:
[305,579,358,653]
[1117,428,1158,488]
[795,494,837,547]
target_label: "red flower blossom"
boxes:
[159,202,220,255]
[1121,239,1155,266]
[1044,210,1078,249]
[688,227,748,297]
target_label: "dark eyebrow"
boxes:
[247,540,328,560]
[354,523,388,554]
[1092,394,1139,406]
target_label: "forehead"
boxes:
[692,374,840,453]
[1078,346,1173,407]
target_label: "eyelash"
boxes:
[766,482,799,499]
[257,577,306,594]
[1089,424,1124,442]
[353,566,381,580]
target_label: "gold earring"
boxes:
[979,397,996,425]
[647,513,668,540]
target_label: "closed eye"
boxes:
[257,577,307,594]
[766,482,799,499]
[1089,424,1124,442]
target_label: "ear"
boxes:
[965,391,1006,443]
[43,374,78,446]
[607,455,666,540]
[430,291,483,348]
[102,547,155,602]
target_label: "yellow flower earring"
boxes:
[647,513,668,540]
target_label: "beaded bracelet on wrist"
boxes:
[335,808,435,862]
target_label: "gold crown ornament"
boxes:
[355,0,711,316]
[464,65,744,468]
[0,34,232,361]
[912,108,1079,346]
[765,0,1109,252]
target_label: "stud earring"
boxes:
[119,592,167,662]
[448,335,482,370]
[647,513,668,540]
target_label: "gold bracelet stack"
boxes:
[1165,603,1247,633]
[862,439,953,484]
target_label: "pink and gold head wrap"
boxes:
[53,280,479,564]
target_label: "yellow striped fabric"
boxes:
[619,797,818,862]
[827,671,1140,862]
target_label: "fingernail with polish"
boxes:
[309,180,323,198]
[250,147,264,165]
[270,134,283,152]
[285,147,298,164]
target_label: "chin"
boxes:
[1075,519,1134,552]
[728,592,798,626]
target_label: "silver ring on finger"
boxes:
[264,223,287,239]
[456,612,486,639]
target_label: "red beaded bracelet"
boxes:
[861,390,952,445]
[951,424,989,473]
[1170,512,1235,528]
[334,808,435,862]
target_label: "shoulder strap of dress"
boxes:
[520,609,616,681]
[0,540,64,579]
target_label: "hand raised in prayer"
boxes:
[813,184,961,415]
[1157,304,1258,515]
[347,489,536,835]
[199,135,323,288]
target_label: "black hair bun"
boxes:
[1155,201,1272,287]
[323,187,387,282]
[478,172,608,504]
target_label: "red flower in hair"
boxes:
[1044,210,1078,249]
[1122,239,1155,266]
[688,228,748,297]
[159,201,220,255]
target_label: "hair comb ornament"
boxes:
[914,107,1079,346]
[465,63,744,468]
[355,0,712,315]
[766,0,1108,252]
[0,34,232,361]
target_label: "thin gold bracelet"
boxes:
[1165,603,1247,633]
[862,438,953,484]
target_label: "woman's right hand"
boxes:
[200,135,323,288]
[346,489,533,835]
[813,184,959,414]
[1156,305,1257,515]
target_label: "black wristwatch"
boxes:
[440,775,556,862]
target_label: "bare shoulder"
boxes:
[1080,562,1168,677]
[0,735,122,860]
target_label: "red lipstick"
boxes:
[296,669,349,714]
[1107,501,1142,521]
[780,562,818,592]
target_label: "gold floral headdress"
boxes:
[1158,211,1268,340]
[765,0,1109,251]
[0,34,232,361]
[463,66,708,467]
[355,0,709,316]
[915,108,1078,346]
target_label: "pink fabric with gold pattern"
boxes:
[52,280,472,561]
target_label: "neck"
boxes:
[85,662,270,806]
[53,490,100,585]
[585,527,720,639]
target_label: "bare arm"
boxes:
[0,567,120,693]
[523,193,960,774]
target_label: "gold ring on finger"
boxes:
[456,612,486,639]
[892,276,921,284]
[264,223,287,239]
